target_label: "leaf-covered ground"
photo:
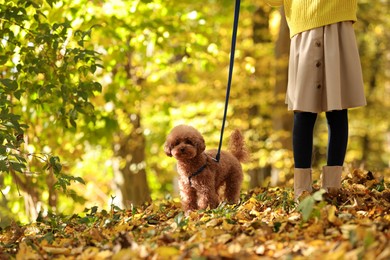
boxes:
[1,169,389,260]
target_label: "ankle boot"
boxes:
[322,166,342,193]
[294,168,312,200]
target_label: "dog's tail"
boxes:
[228,130,249,162]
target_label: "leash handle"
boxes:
[214,0,241,162]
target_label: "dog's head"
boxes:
[164,125,206,161]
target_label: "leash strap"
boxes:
[188,163,208,186]
[214,0,241,162]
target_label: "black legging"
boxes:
[293,110,348,168]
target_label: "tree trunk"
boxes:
[271,8,292,186]
[273,8,291,141]
[10,170,39,220]
[113,113,151,208]
[46,168,58,210]
[360,45,382,166]
[248,5,273,188]
[249,165,272,188]
[111,39,151,208]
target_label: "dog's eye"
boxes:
[184,139,193,145]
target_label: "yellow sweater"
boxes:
[265,0,358,37]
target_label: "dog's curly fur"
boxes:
[164,125,248,212]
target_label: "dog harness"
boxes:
[188,163,208,187]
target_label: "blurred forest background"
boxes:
[0,0,389,225]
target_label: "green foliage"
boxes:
[0,0,101,221]
[373,178,385,192]
[296,189,326,222]
[173,211,188,230]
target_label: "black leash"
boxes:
[214,0,241,162]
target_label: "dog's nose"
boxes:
[180,147,185,153]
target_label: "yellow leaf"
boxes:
[255,245,265,255]
[216,233,232,244]
[77,247,100,259]
[96,250,113,259]
[71,246,84,255]
[228,243,241,254]
[24,225,40,236]
[188,211,199,220]
[288,213,301,222]
[248,197,258,204]
[204,227,225,237]
[240,197,257,210]
[327,205,342,226]
[377,246,390,260]
[235,211,249,223]
[188,233,200,243]
[112,248,138,260]
[341,224,357,239]
[324,242,352,259]
[309,240,324,247]
[200,215,210,222]
[52,238,74,247]
[249,208,261,217]
[114,223,132,233]
[16,242,41,260]
[206,218,221,227]
[155,246,180,258]
[139,245,150,259]
[42,246,71,255]
[133,213,142,220]
[222,220,234,231]
[304,223,323,237]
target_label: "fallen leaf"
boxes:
[16,242,40,260]
[155,246,180,258]
[2,170,389,260]
[327,205,342,226]
[206,218,221,227]
[42,246,71,255]
[216,234,232,244]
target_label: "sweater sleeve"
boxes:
[264,0,283,6]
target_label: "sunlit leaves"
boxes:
[1,0,389,230]
[0,0,100,223]
[0,170,389,259]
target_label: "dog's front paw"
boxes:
[184,210,191,217]
[184,210,200,219]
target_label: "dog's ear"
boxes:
[196,136,206,154]
[163,142,172,157]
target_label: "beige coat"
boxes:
[286,22,366,113]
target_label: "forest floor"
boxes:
[0,169,389,260]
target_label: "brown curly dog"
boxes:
[164,125,248,212]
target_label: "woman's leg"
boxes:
[323,109,348,192]
[293,112,317,199]
[325,109,348,166]
[293,112,318,168]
